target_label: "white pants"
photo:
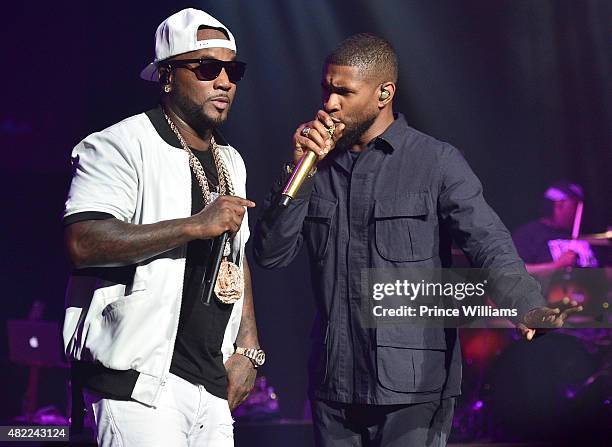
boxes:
[83,373,234,447]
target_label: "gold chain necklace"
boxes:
[164,111,244,304]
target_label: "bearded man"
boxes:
[254,33,579,446]
[63,9,264,446]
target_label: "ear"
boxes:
[377,82,396,107]
[158,66,172,85]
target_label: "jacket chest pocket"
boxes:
[304,194,337,261]
[374,193,435,262]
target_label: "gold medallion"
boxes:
[164,110,244,305]
[214,259,244,304]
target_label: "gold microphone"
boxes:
[279,123,336,207]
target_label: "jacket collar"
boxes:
[330,113,410,174]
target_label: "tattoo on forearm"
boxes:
[236,258,259,347]
[67,218,194,268]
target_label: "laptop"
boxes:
[6,320,68,368]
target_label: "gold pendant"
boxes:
[214,259,243,304]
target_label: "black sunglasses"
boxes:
[161,58,246,83]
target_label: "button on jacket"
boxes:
[254,114,544,404]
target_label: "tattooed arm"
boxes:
[225,258,259,410]
[65,196,255,268]
[235,259,259,348]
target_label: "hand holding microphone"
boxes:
[293,110,344,164]
[279,111,345,206]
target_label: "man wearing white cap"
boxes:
[512,180,597,274]
[62,8,263,446]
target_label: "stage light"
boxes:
[28,336,39,349]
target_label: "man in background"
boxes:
[512,180,594,275]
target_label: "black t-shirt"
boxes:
[512,220,570,264]
[169,148,234,399]
[65,106,234,400]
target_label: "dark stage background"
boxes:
[1,0,610,441]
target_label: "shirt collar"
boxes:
[330,113,409,173]
[145,104,230,148]
[373,112,409,153]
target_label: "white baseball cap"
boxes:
[544,181,584,202]
[140,8,237,82]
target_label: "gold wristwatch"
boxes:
[235,347,266,368]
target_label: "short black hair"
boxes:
[325,33,398,83]
[198,25,229,40]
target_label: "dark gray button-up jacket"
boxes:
[254,114,543,404]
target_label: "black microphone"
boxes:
[199,231,229,305]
